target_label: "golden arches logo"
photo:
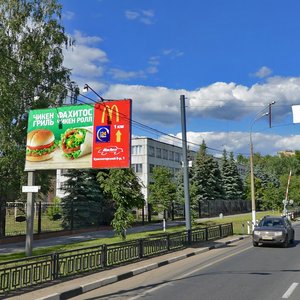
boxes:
[101,105,119,123]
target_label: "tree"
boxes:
[148,166,177,219]
[97,168,144,239]
[61,169,108,229]
[0,0,78,217]
[190,141,224,221]
[221,151,244,200]
[191,141,224,202]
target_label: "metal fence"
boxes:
[1,201,114,237]
[0,223,233,295]
[198,199,251,218]
[1,200,250,237]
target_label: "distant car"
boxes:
[252,215,294,247]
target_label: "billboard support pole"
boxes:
[25,171,35,256]
[180,95,191,231]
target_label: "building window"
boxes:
[163,149,168,159]
[174,152,180,162]
[168,151,174,161]
[148,146,155,157]
[132,145,143,155]
[156,148,161,158]
[132,163,143,173]
[149,164,155,173]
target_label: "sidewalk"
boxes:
[5,235,249,300]
[0,220,187,255]
[0,214,245,255]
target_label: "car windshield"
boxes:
[259,218,284,227]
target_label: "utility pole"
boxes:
[180,95,191,230]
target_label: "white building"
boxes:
[56,137,191,203]
[56,137,246,206]
[131,137,194,204]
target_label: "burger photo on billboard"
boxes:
[26,129,58,162]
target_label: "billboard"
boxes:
[93,100,131,168]
[24,100,131,171]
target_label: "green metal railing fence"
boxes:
[0,223,233,295]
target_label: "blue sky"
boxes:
[60,0,300,157]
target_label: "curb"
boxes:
[37,236,248,300]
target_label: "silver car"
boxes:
[252,216,294,247]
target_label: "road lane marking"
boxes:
[128,244,252,300]
[175,245,253,280]
[282,282,299,298]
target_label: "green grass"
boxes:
[0,211,280,263]
[5,214,63,236]
[195,211,281,235]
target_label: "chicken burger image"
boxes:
[26,129,58,162]
[60,128,92,159]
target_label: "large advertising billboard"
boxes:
[24,100,132,171]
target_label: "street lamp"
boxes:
[250,101,275,230]
[83,84,104,102]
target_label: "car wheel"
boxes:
[283,238,289,248]
[253,241,258,247]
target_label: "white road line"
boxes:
[282,282,299,298]
[174,245,253,280]
[128,244,252,300]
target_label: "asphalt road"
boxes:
[71,223,300,300]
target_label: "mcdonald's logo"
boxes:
[101,105,120,124]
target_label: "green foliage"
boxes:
[0,0,78,207]
[191,141,224,203]
[221,151,244,200]
[97,168,144,238]
[148,166,177,218]
[61,169,109,229]
[46,197,62,220]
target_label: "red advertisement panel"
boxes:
[92,99,132,169]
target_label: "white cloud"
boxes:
[73,30,103,45]
[253,66,273,78]
[62,11,74,20]
[163,49,184,59]
[102,77,300,126]
[125,9,155,25]
[108,68,146,80]
[63,30,108,91]
[163,131,300,156]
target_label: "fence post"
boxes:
[71,201,74,231]
[0,202,6,237]
[139,239,144,258]
[147,203,152,223]
[167,234,170,250]
[205,227,208,241]
[37,201,42,235]
[230,222,233,235]
[187,229,192,245]
[219,224,222,237]
[101,244,107,268]
[52,253,59,280]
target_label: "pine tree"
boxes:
[191,141,224,216]
[221,151,244,200]
[61,169,109,229]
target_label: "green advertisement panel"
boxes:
[25,104,94,171]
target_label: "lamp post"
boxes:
[250,101,275,230]
[83,84,104,101]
